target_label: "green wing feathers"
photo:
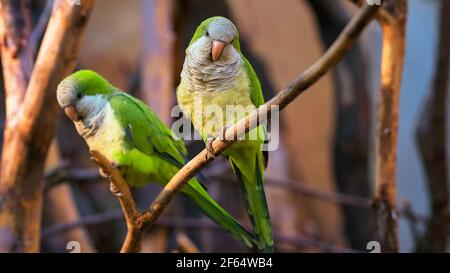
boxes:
[242,56,265,108]
[227,146,273,252]
[109,92,186,164]
[181,179,255,248]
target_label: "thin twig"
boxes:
[43,164,372,208]
[29,0,54,59]
[44,161,101,191]
[213,174,372,209]
[41,210,123,239]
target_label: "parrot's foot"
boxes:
[99,168,111,178]
[218,125,231,141]
[110,161,120,169]
[98,161,120,178]
[109,183,124,197]
[206,136,217,158]
[205,126,233,158]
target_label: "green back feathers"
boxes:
[109,93,187,166]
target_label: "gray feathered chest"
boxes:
[75,97,108,139]
[180,38,242,92]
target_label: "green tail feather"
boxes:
[230,154,273,253]
[181,179,256,249]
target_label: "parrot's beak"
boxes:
[211,40,226,61]
[63,105,80,122]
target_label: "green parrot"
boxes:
[177,17,273,252]
[56,69,255,249]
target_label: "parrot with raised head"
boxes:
[177,17,273,252]
[56,69,255,249]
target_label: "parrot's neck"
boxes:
[181,38,242,93]
[75,95,108,139]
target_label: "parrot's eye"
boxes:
[205,31,210,37]
[77,93,83,99]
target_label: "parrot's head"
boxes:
[57,70,113,122]
[189,16,241,63]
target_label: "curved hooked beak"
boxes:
[63,105,80,122]
[211,40,226,61]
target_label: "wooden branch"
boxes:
[90,151,142,253]
[372,0,407,253]
[0,0,94,252]
[415,0,450,253]
[347,0,391,22]
[345,0,410,253]
[0,0,33,124]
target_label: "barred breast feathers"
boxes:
[180,37,242,93]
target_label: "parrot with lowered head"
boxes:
[177,17,273,252]
[56,69,255,249]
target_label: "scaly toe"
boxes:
[206,137,217,159]
[111,161,120,169]
[99,168,111,178]
[218,125,231,141]
[109,183,124,197]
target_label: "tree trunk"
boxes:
[373,0,407,253]
[0,0,94,252]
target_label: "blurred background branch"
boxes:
[307,0,375,250]
[415,0,450,253]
